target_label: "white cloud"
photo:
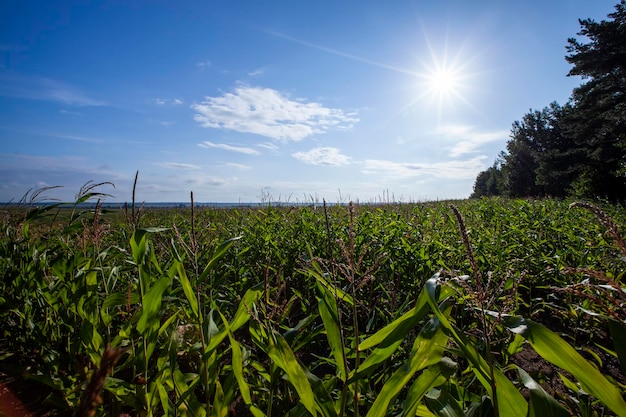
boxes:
[160,162,201,169]
[257,142,279,150]
[227,162,252,170]
[59,109,81,116]
[292,147,352,166]
[153,98,184,106]
[362,156,487,179]
[433,125,508,157]
[196,60,211,70]
[248,67,265,77]
[198,141,261,155]
[191,86,359,141]
[148,119,175,127]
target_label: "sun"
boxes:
[407,54,478,122]
[422,62,464,102]
[427,67,460,96]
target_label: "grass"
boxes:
[0,184,625,416]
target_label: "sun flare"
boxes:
[409,53,478,121]
[423,64,464,100]
[428,68,460,95]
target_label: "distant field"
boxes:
[1,197,625,416]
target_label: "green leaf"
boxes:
[130,227,168,264]
[172,368,206,417]
[425,387,465,417]
[205,284,263,354]
[267,331,318,417]
[80,321,103,363]
[506,333,525,357]
[303,369,338,417]
[223,312,266,417]
[517,367,570,417]
[309,266,354,307]
[199,236,241,282]
[316,280,347,380]
[355,281,453,381]
[176,260,199,319]
[102,291,140,310]
[402,358,457,417]
[503,315,626,416]
[137,275,171,334]
[424,276,528,417]
[402,358,456,417]
[366,310,450,417]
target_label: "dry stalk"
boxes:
[75,345,125,417]
[569,202,626,257]
[124,171,144,230]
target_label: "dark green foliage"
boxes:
[473,1,626,201]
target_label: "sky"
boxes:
[0,0,620,204]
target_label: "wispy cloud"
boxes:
[59,109,82,116]
[152,98,184,106]
[263,29,418,76]
[198,140,261,155]
[248,67,265,77]
[196,60,211,71]
[0,72,105,106]
[148,119,176,127]
[159,162,202,169]
[227,162,252,170]
[257,142,280,150]
[363,157,487,179]
[433,125,508,157]
[191,86,359,141]
[293,147,352,166]
[46,133,104,143]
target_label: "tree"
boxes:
[471,1,626,200]
[502,103,579,198]
[471,159,505,198]
[565,0,626,199]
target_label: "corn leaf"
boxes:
[402,358,457,417]
[137,275,171,334]
[425,387,465,417]
[366,311,450,417]
[176,260,199,319]
[517,367,570,417]
[130,228,168,264]
[199,236,241,282]
[267,331,317,417]
[316,280,347,381]
[424,276,528,417]
[205,284,262,354]
[355,282,454,381]
[223,312,266,417]
[502,315,626,416]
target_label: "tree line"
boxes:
[472,1,626,201]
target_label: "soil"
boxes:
[0,372,67,417]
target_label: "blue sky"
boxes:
[0,1,619,203]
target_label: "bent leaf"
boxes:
[425,276,528,417]
[517,367,570,417]
[268,331,318,417]
[503,315,626,416]
[366,311,450,417]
